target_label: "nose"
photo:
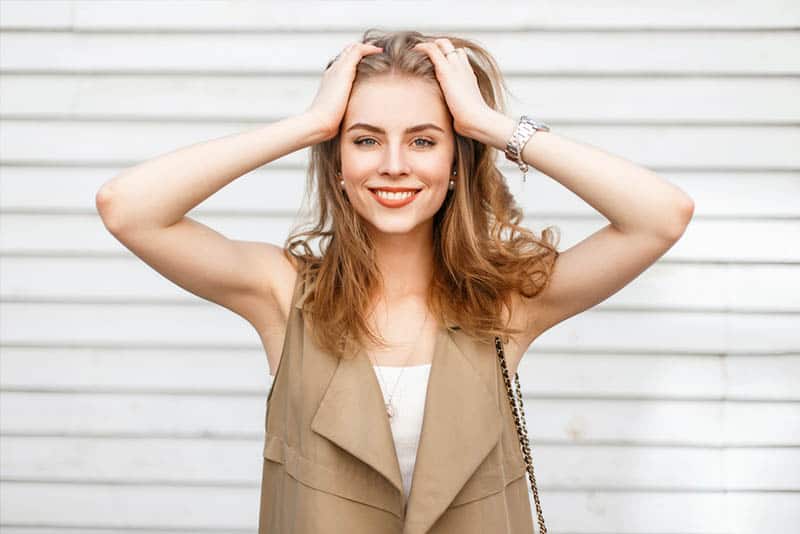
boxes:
[377,141,412,176]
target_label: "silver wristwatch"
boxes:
[504,115,549,181]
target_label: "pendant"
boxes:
[386,402,395,419]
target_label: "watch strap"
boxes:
[504,115,550,175]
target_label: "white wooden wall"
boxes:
[1,1,798,532]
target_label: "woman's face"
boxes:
[339,75,456,237]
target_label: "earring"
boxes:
[448,179,455,190]
[340,179,345,189]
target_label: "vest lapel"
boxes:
[402,325,503,533]
[308,304,503,532]
[309,332,406,497]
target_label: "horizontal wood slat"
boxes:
[2,0,799,30]
[2,391,799,446]
[2,257,798,311]
[3,213,799,263]
[2,32,799,75]
[2,167,799,218]
[2,347,799,400]
[1,482,798,534]
[1,300,798,354]
[2,75,798,123]
[3,436,798,490]
[4,121,798,169]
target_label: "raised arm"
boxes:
[467,110,695,338]
[412,37,694,353]
[95,41,382,375]
[94,114,329,336]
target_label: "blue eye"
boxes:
[354,137,436,147]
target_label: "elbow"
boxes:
[95,185,111,220]
[95,185,125,235]
[95,185,111,214]
[664,196,695,241]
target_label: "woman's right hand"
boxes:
[304,42,384,141]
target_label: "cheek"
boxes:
[419,162,454,189]
[340,147,374,175]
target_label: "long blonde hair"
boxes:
[282,28,560,360]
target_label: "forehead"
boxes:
[343,76,452,130]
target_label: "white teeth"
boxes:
[374,190,415,200]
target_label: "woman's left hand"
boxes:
[413,38,495,139]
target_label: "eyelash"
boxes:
[354,137,436,148]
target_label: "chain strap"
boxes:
[495,336,547,534]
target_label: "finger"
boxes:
[329,43,382,69]
[445,49,462,62]
[346,43,383,60]
[351,42,382,52]
[414,41,448,67]
[327,43,355,67]
[433,38,457,56]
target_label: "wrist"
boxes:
[296,111,337,143]
[463,109,517,152]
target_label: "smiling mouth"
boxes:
[368,187,422,207]
[368,187,423,193]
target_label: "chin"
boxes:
[366,219,426,235]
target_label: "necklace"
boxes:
[368,306,429,420]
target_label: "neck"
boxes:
[369,221,435,301]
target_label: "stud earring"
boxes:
[448,179,455,190]
[340,179,345,189]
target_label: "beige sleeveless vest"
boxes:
[258,268,535,534]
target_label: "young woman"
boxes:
[96,29,694,534]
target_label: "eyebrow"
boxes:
[345,122,446,134]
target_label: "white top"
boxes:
[372,362,432,503]
[269,362,432,504]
